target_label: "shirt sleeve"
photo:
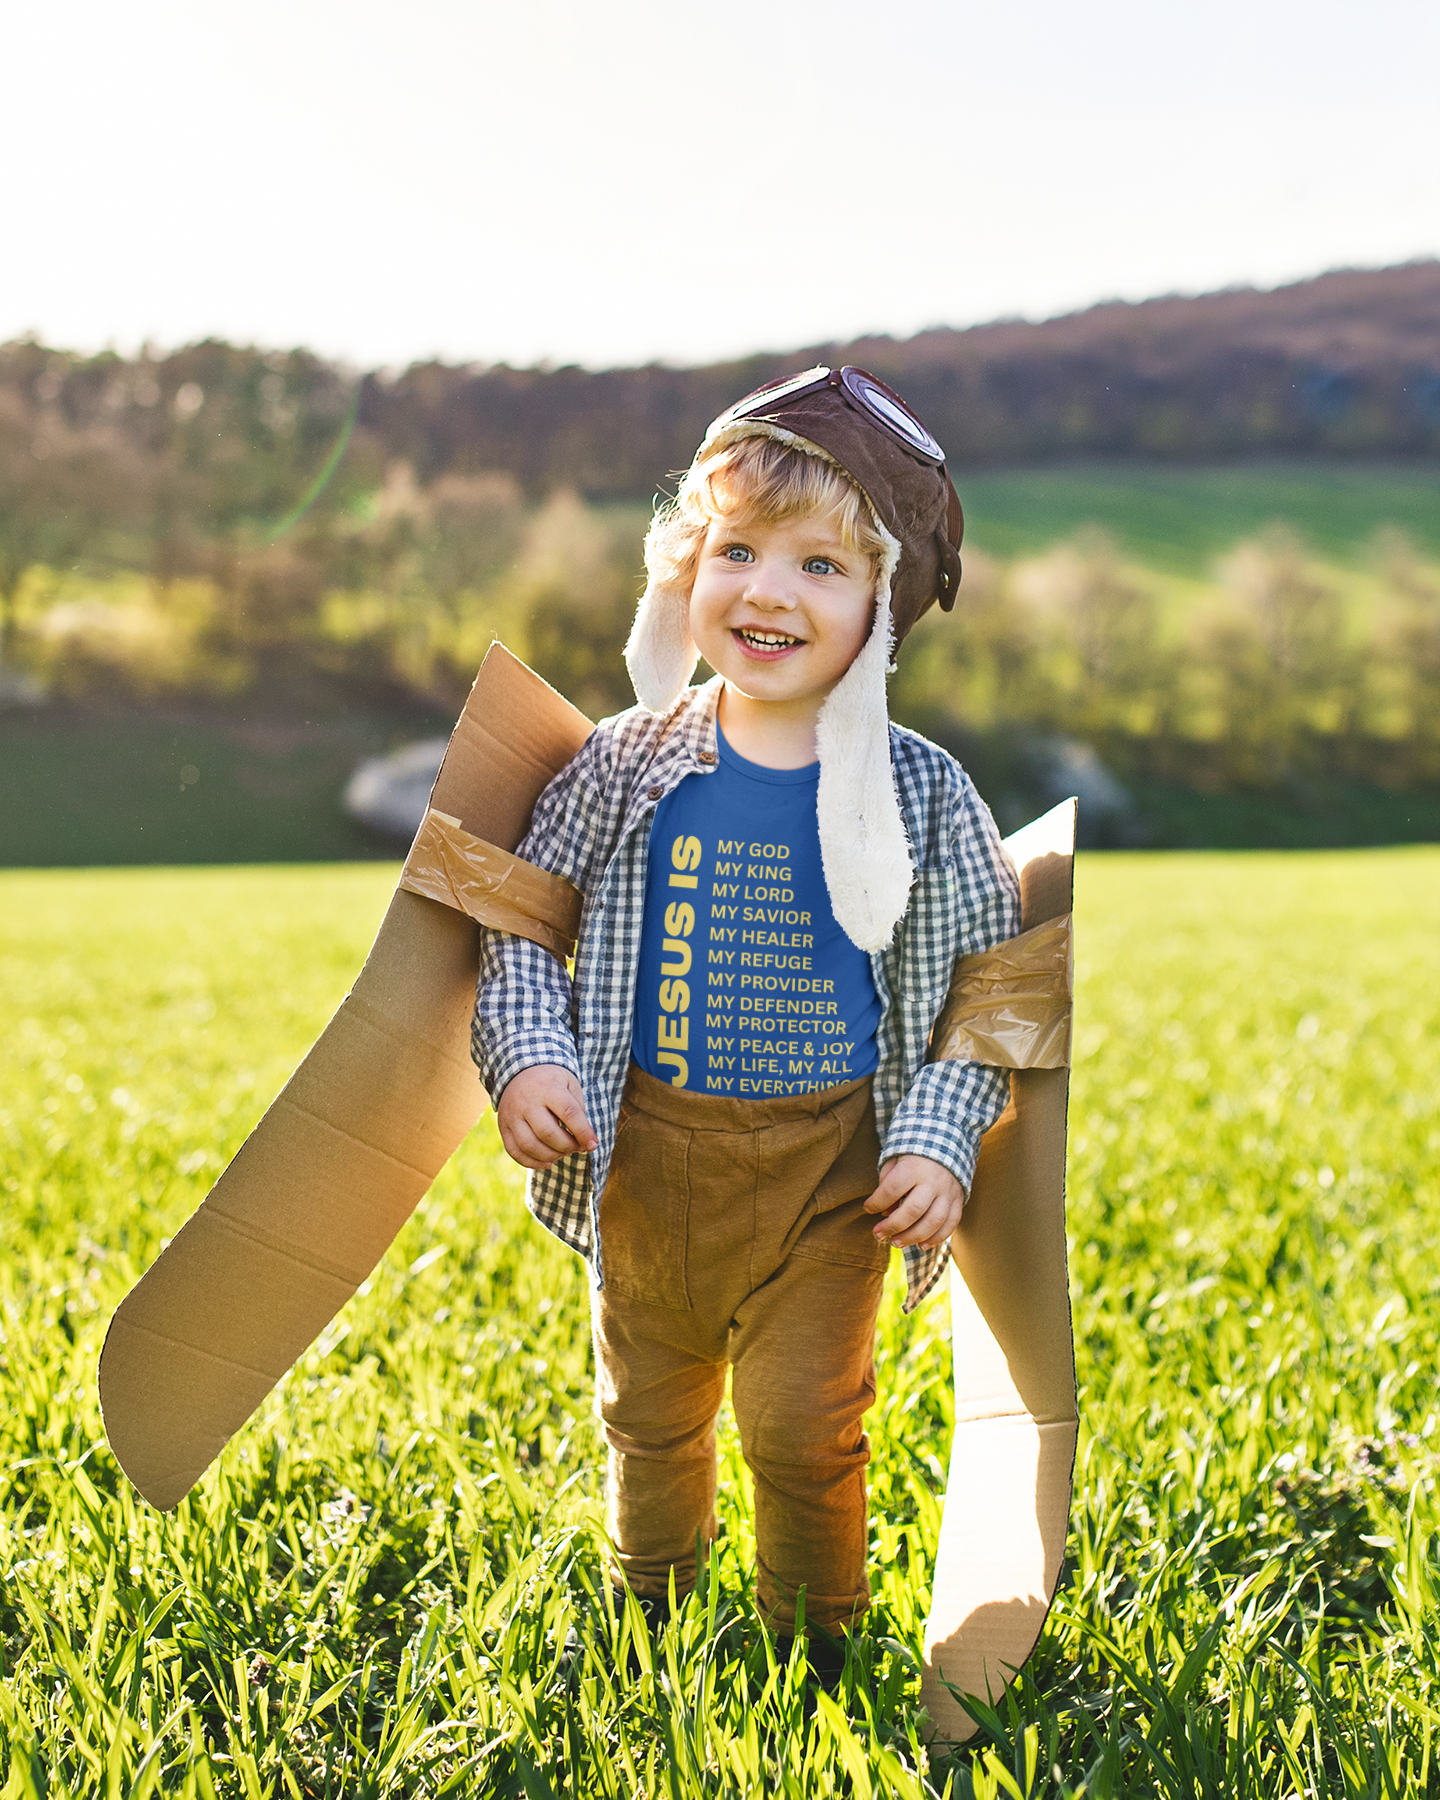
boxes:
[471,932,581,1101]
[878,775,1022,1192]
[469,729,612,1102]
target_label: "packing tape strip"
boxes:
[399,808,583,961]
[929,913,1073,1070]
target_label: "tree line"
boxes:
[363,264,1440,494]
[1,267,1437,828]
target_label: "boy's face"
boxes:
[687,509,876,718]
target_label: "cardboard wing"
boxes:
[98,645,595,1511]
[920,798,1078,1743]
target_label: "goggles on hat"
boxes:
[710,364,948,466]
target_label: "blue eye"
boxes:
[724,545,753,563]
[803,557,837,575]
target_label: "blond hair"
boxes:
[644,432,887,599]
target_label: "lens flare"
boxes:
[265,386,360,543]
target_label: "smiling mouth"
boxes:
[735,627,804,653]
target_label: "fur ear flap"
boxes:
[624,576,698,714]
[815,581,915,954]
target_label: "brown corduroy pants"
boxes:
[591,1063,890,1634]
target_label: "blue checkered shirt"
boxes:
[470,679,1020,1312]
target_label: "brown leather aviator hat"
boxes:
[625,365,964,953]
[703,364,965,646]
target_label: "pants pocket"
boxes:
[811,1084,882,1213]
[790,1191,893,1272]
[598,1107,693,1310]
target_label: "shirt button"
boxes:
[647,785,663,800]
[698,751,717,765]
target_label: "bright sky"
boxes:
[5,0,1437,371]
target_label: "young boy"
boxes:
[471,367,1019,1659]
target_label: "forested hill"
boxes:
[367,262,1440,493]
[1,265,1437,554]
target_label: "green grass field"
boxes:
[583,466,1440,574]
[2,852,1439,1796]
[958,463,1440,574]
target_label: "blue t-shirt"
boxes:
[631,726,880,1096]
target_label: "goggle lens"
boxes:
[715,366,832,427]
[711,364,946,464]
[840,370,945,462]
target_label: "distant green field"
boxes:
[959,461,1440,572]
[2,462,1436,870]
[544,465,1440,575]
[3,853,1438,1793]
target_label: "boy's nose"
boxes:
[744,561,799,611]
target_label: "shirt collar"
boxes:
[652,676,721,780]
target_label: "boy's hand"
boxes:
[864,1155,966,1251]
[496,1064,598,1170]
